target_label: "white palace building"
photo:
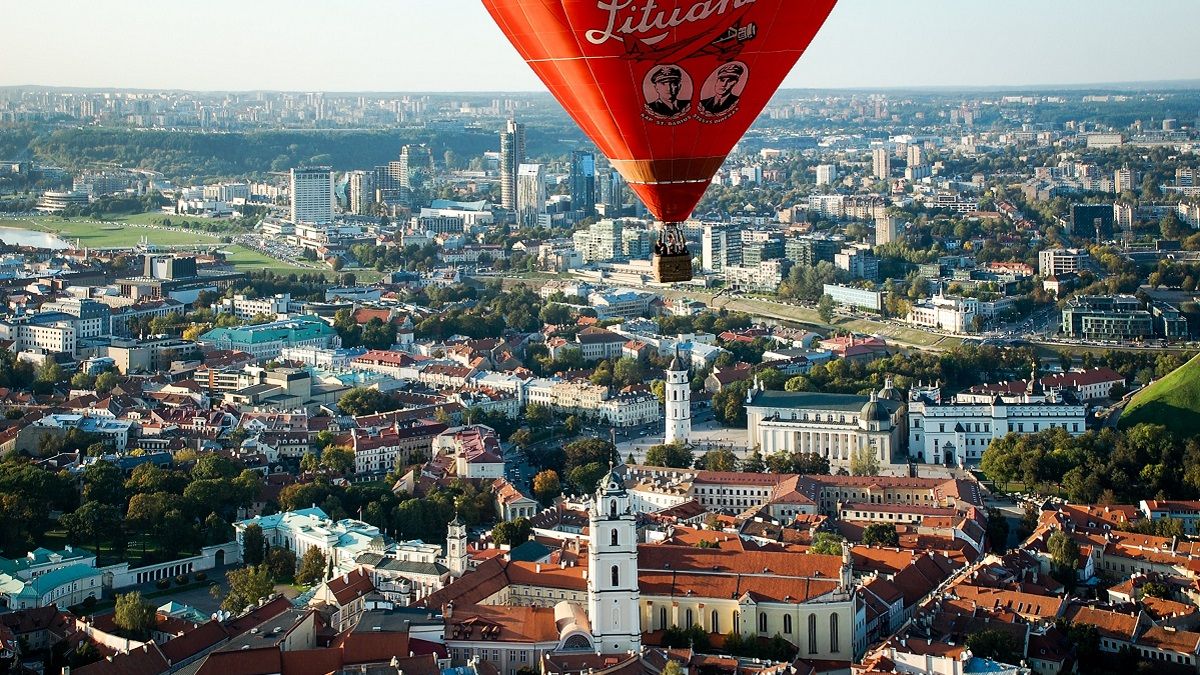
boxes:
[746,371,1088,469]
[906,373,1087,467]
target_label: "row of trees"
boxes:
[981,423,1200,504]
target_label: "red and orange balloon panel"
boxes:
[482,0,838,224]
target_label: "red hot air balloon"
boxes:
[483,0,837,282]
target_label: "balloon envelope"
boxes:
[483,0,837,222]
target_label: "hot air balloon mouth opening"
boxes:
[652,222,693,283]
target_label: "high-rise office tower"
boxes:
[516,163,546,226]
[872,147,891,180]
[290,167,335,224]
[570,151,597,219]
[347,170,375,216]
[500,119,526,210]
[599,169,626,217]
[701,223,743,272]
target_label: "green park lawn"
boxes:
[218,245,321,275]
[0,216,220,248]
[1120,353,1200,436]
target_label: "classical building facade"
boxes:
[745,380,906,470]
[907,376,1087,467]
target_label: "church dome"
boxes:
[861,394,891,422]
[877,377,904,403]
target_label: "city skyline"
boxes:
[4,0,1200,92]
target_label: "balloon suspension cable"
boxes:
[655,222,688,256]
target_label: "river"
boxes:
[0,225,71,250]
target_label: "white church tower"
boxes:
[588,468,642,654]
[664,351,691,445]
[447,514,469,578]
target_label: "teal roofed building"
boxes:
[0,545,96,581]
[199,315,340,361]
[0,562,104,610]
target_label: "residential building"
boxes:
[216,293,291,322]
[701,223,742,272]
[1061,295,1153,340]
[875,216,900,245]
[872,147,891,180]
[516,163,546,226]
[349,420,448,476]
[1038,248,1088,277]
[816,164,838,186]
[346,170,375,215]
[835,244,879,282]
[723,260,788,292]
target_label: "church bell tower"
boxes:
[588,468,642,653]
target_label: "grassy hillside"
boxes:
[1120,353,1200,436]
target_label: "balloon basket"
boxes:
[653,251,694,283]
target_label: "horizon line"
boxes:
[2,78,1200,96]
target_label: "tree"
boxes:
[1141,581,1172,600]
[524,404,552,428]
[966,629,1020,664]
[320,447,354,475]
[71,372,96,389]
[817,294,836,324]
[568,462,608,493]
[223,565,274,612]
[563,438,616,473]
[563,415,581,436]
[742,451,766,473]
[192,454,241,480]
[809,532,844,555]
[95,371,120,394]
[697,447,738,472]
[712,380,752,427]
[299,452,320,474]
[849,446,881,476]
[36,359,64,385]
[338,387,394,417]
[265,546,297,583]
[644,442,694,469]
[1047,530,1080,585]
[532,470,561,505]
[862,523,899,547]
[492,517,532,547]
[986,507,1010,554]
[296,546,327,585]
[241,523,267,567]
[113,592,156,639]
[612,357,645,388]
[82,460,125,506]
[62,502,121,559]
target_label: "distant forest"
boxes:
[0,124,582,181]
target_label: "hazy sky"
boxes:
[4,0,1198,92]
